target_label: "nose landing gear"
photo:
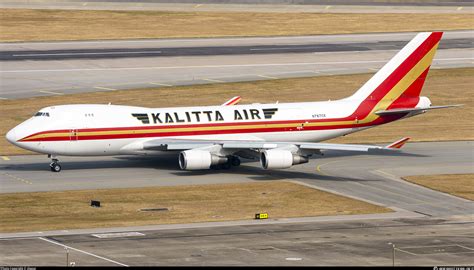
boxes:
[49,156,61,172]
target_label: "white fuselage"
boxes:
[7,98,382,156]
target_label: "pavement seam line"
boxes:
[38,237,129,267]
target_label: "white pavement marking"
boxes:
[94,86,117,91]
[38,90,64,95]
[457,244,474,251]
[202,78,224,83]
[2,172,32,185]
[250,46,327,51]
[149,82,173,87]
[394,247,419,256]
[0,97,7,100]
[258,75,278,79]
[92,232,145,238]
[38,237,129,267]
[13,51,162,57]
[1,58,472,73]
[286,257,303,261]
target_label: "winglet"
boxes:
[385,137,410,149]
[222,96,241,106]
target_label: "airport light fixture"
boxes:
[65,247,69,267]
[388,242,395,267]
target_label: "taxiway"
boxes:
[1,30,472,99]
[1,141,473,217]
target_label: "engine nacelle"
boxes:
[179,150,227,170]
[261,149,309,169]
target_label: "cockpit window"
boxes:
[34,112,50,117]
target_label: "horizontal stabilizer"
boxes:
[222,96,241,106]
[385,137,410,149]
[375,104,462,116]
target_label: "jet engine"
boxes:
[179,150,227,170]
[260,149,309,169]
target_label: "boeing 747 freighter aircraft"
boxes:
[6,32,459,172]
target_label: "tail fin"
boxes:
[347,32,443,114]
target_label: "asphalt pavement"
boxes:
[1,30,472,99]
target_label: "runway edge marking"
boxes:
[38,237,129,267]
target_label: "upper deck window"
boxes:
[34,112,50,117]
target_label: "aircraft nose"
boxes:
[6,128,17,144]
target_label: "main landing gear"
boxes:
[211,156,241,170]
[49,155,61,172]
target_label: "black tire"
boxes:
[52,163,61,172]
[230,157,241,167]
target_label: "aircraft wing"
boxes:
[140,137,410,152]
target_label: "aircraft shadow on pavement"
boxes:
[1,156,373,182]
[171,162,375,182]
[0,149,424,183]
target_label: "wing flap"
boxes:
[299,143,382,152]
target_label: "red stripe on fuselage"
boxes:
[21,113,407,142]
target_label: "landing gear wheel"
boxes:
[50,163,61,172]
[49,157,61,172]
[230,156,241,167]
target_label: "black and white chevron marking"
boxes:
[132,113,150,124]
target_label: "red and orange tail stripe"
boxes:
[222,96,242,106]
[386,137,411,149]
